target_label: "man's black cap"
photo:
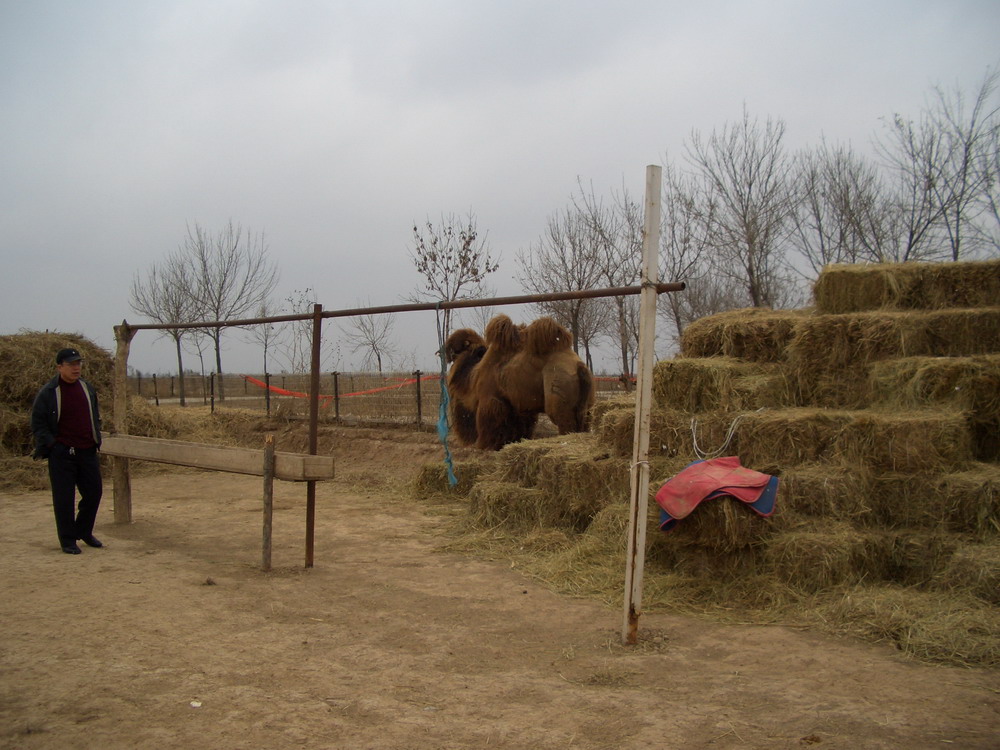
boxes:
[56,348,83,364]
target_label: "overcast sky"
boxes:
[2,0,998,376]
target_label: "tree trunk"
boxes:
[174,336,187,407]
[213,332,225,401]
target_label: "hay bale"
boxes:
[787,309,1000,407]
[490,440,559,486]
[735,408,856,471]
[778,464,875,521]
[662,493,788,551]
[468,480,564,529]
[764,521,882,593]
[880,529,960,585]
[645,406,966,473]
[0,331,114,412]
[680,308,806,362]
[934,542,1000,605]
[813,259,1000,314]
[0,404,32,458]
[869,355,1000,461]
[871,465,1000,537]
[531,434,631,528]
[815,586,1000,667]
[652,357,791,412]
[869,355,1000,411]
[412,458,491,499]
[0,456,49,493]
[833,410,972,473]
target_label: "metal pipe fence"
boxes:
[127,371,634,426]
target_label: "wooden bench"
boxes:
[102,434,335,570]
[101,435,335,481]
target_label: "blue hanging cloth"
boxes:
[434,306,458,487]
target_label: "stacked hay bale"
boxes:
[419,259,1000,666]
[0,331,115,491]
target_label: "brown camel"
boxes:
[443,315,594,450]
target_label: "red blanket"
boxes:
[655,456,778,531]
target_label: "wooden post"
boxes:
[305,303,322,568]
[622,165,661,645]
[112,321,137,524]
[152,374,159,407]
[414,370,422,425]
[262,434,275,572]
[333,372,340,422]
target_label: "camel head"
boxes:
[443,328,486,363]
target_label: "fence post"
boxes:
[152,374,159,407]
[414,370,422,425]
[333,372,340,422]
[262,434,275,572]
[210,373,215,414]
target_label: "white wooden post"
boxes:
[262,434,275,572]
[622,165,661,645]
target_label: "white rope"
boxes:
[691,408,765,461]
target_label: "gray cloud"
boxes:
[2,0,998,374]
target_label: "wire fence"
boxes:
[128,371,634,426]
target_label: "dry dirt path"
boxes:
[1,451,998,749]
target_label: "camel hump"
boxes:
[444,328,485,362]
[484,314,521,353]
[525,317,573,356]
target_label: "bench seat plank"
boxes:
[101,435,334,482]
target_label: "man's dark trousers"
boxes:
[47,444,102,545]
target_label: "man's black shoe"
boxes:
[62,543,82,555]
[79,535,103,548]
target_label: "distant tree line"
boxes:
[512,68,1000,374]
[132,69,999,397]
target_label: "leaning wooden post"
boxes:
[112,321,137,524]
[305,303,322,568]
[262,434,275,572]
[622,164,661,645]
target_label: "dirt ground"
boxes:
[1,427,998,749]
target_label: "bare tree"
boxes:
[341,301,397,374]
[976,120,1000,251]
[129,250,200,406]
[926,68,1000,259]
[656,161,719,351]
[184,221,279,398]
[243,300,280,375]
[273,288,340,374]
[788,141,887,273]
[574,181,643,380]
[408,211,500,337]
[685,106,795,307]
[515,206,609,368]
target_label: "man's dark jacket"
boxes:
[30,376,102,459]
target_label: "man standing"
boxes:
[30,348,104,554]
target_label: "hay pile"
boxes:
[415,259,1000,667]
[0,331,278,492]
[813,259,1000,313]
[0,331,116,491]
